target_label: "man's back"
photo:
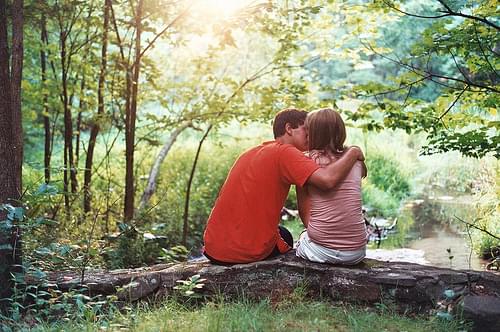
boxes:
[203,141,318,263]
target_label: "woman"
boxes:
[296,108,367,265]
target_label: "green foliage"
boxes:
[362,182,401,217]
[158,245,189,263]
[366,154,411,200]
[468,166,500,259]
[102,224,188,269]
[0,272,119,331]
[173,274,206,299]
[362,152,411,217]
[0,196,118,329]
[413,152,482,194]
[353,0,499,158]
[137,142,245,251]
[104,225,147,269]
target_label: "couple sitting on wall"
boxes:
[203,108,368,265]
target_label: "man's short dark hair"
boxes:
[273,108,308,138]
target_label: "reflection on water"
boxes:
[370,197,490,271]
[409,225,485,270]
[406,197,488,271]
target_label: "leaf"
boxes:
[36,183,58,195]
[7,206,24,222]
[0,244,13,250]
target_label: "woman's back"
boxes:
[306,150,367,251]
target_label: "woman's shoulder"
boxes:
[308,150,334,167]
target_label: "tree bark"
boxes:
[139,122,191,210]
[29,252,500,316]
[0,0,24,312]
[40,13,51,184]
[124,0,143,222]
[83,0,111,214]
[59,22,72,210]
[75,77,84,169]
[11,0,23,186]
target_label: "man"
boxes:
[203,108,365,264]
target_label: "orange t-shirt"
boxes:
[203,141,319,263]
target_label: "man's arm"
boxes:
[306,147,364,191]
[296,185,310,228]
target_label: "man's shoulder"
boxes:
[240,141,304,162]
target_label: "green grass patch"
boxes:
[31,298,468,332]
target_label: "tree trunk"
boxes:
[139,122,190,210]
[28,252,500,318]
[59,25,71,211]
[75,77,84,169]
[59,19,78,209]
[40,14,51,184]
[124,0,143,222]
[182,124,212,246]
[11,0,23,185]
[83,0,110,214]
[0,0,24,313]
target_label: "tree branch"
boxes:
[455,216,500,241]
[382,0,451,19]
[136,2,194,62]
[362,42,499,93]
[438,85,468,120]
[382,0,500,31]
[436,0,500,31]
[473,23,500,78]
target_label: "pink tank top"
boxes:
[306,151,367,251]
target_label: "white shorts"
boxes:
[296,231,366,265]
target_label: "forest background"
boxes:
[0,0,498,329]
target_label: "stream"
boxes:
[408,223,484,270]
[366,196,490,271]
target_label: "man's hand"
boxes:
[361,161,368,178]
[347,145,365,161]
[347,146,367,177]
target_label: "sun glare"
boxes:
[195,0,258,19]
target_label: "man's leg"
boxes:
[266,225,293,259]
[203,251,235,266]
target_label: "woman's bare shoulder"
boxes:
[308,150,333,167]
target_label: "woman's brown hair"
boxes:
[306,108,346,153]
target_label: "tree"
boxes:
[113,0,191,222]
[83,0,111,214]
[0,0,24,312]
[352,0,499,158]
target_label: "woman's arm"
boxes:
[296,184,310,228]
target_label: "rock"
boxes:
[26,250,500,320]
[462,295,500,332]
[366,248,428,265]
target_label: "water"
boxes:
[408,224,485,270]
[400,197,488,270]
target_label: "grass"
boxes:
[29,298,469,332]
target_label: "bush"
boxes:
[365,154,411,201]
[413,152,482,195]
[136,142,246,253]
[362,182,400,217]
[362,153,411,217]
[468,165,500,259]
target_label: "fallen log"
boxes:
[27,251,500,328]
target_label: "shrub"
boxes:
[468,165,500,259]
[365,154,411,201]
[362,153,411,217]
[136,142,246,253]
[362,182,400,217]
